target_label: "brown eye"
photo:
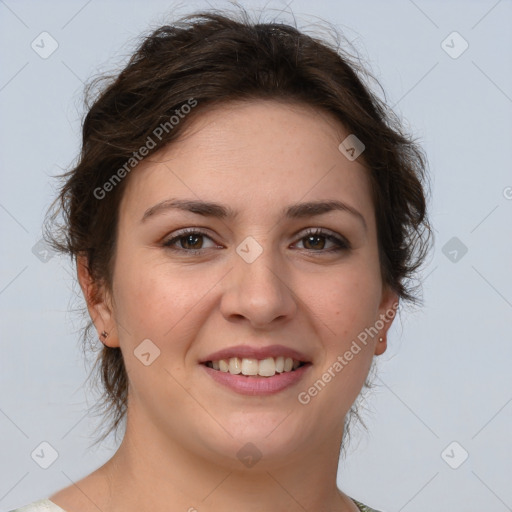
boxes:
[179,233,204,250]
[295,228,350,252]
[163,229,218,252]
[302,234,327,250]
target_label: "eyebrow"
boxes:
[141,198,367,231]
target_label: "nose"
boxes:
[220,242,298,329]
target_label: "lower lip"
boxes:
[201,364,311,396]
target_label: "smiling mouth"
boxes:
[203,356,308,378]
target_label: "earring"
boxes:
[100,331,109,344]
[379,337,384,342]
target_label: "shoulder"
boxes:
[352,498,385,512]
[7,499,68,512]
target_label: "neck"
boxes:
[98,408,357,512]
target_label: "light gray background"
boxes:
[1,0,511,511]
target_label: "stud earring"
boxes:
[379,337,384,342]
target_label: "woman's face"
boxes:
[88,100,398,468]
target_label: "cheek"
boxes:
[306,259,382,340]
[111,249,217,344]
[301,258,381,396]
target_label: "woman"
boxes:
[11,8,432,512]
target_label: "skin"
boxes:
[51,100,398,512]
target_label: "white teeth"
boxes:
[228,357,241,374]
[208,356,304,377]
[258,357,276,377]
[241,358,259,376]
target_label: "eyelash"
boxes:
[162,227,351,254]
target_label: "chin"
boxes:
[193,411,311,470]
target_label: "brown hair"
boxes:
[46,8,433,446]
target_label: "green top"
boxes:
[353,498,382,512]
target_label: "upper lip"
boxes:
[200,344,311,363]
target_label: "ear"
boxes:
[373,285,399,356]
[77,253,119,347]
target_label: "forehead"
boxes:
[120,100,375,226]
